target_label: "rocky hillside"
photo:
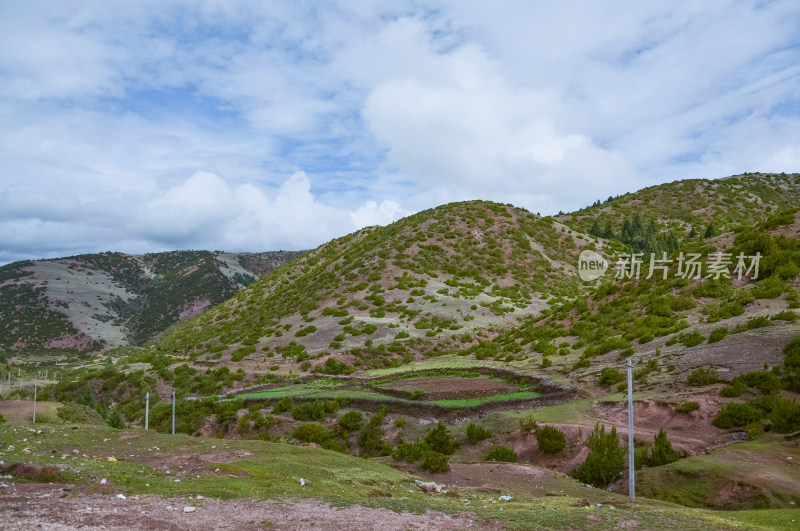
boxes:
[0,250,304,355]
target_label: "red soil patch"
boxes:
[381,376,516,399]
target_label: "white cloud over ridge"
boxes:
[0,1,798,264]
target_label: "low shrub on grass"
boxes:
[485,445,517,462]
[770,398,800,433]
[420,450,450,473]
[645,428,680,467]
[466,422,492,444]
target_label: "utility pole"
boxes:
[145,392,150,430]
[171,391,176,435]
[33,381,38,424]
[627,358,635,501]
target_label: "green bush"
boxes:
[293,423,334,444]
[679,330,705,347]
[720,381,748,397]
[57,402,103,424]
[424,421,459,455]
[687,367,719,386]
[598,367,625,386]
[646,428,679,467]
[0,412,5,423]
[676,401,700,414]
[571,423,625,488]
[485,445,518,463]
[712,403,763,428]
[410,390,425,400]
[708,328,728,343]
[536,425,566,454]
[770,398,800,433]
[466,422,492,444]
[292,400,329,421]
[420,450,450,473]
[272,397,293,414]
[358,408,387,455]
[338,410,364,432]
[106,408,125,429]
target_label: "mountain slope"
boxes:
[558,172,800,237]
[157,200,594,367]
[0,250,304,355]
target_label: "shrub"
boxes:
[687,367,719,386]
[106,409,125,429]
[536,425,566,454]
[598,367,625,386]
[410,390,425,400]
[677,401,700,414]
[338,410,364,432]
[466,422,492,444]
[519,415,537,435]
[358,408,387,455]
[708,328,728,343]
[646,428,679,467]
[420,450,450,473]
[570,423,625,488]
[0,412,5,423]
[712,403,763,428]
[770,398,800,433]
[720,381,748,397]
[292,400,331,421]
[424,422,459,455]
[57,402,103,424]
[485,445,518,462]
[293,423,334,444]
[315,357,356,376]
[679,330,705,347]
[272,397,293,414]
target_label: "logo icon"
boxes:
[578,250,608,281]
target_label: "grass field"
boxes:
[1,419,796,530]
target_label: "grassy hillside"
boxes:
[0,250,303,355]
[559,172,800,239]
[156,200,594,369]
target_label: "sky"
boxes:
[1,1,799,265]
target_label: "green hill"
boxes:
[0,250,303,356]
[156,200,596,369]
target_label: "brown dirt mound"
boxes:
[2,462,63,482]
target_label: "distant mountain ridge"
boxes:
[0,250,304,355]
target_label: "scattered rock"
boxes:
[183,506,196,513]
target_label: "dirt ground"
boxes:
[0,483,499,530]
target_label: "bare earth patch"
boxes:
[0,483,497,530]
[381,376,517,399]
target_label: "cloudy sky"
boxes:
[1,1,798,264]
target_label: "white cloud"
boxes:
[0,1,798,264]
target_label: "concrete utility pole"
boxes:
[145,392,150,430]
[33,381,38,424]
[171,391,176,435]
[627,358,635,501]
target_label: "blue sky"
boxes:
[1,1,799,264]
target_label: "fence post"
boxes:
[145,392,149,430]
[627,358,635,500]
[33,381,38,424]
[171,391,176,435]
